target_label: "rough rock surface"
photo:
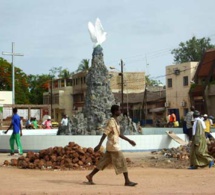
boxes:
[82,46,115,134]
[57,46,136,135]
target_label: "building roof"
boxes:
[190,49,215,97]
[194,48,215,79]
[113,89,166,104]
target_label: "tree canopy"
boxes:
[0,57,30,104]
[49,66,74,79]
[171,36,215,63]
[76,59,90,72]
[27,74,51,104]
[145,75,163,87]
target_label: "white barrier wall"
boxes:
[0,133,188,153]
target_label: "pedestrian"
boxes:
[203,114,214,140]
[166,112,171,127]
[59,114,69,134]
[4,108,23,156]
[32,117,39,129]
[168,111,176,127]
[25,118,34,129]
[42,116,52,129]
[184,106,195,141]
[86,104,137,187]
[189,110,214,169]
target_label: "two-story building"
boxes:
[165,62,198,120]
[43,78,73,122]
[43,71,146,122]
[189,49,215,116]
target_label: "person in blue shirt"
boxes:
[4,108,23,156]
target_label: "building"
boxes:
[189,49,215,116]
[114,86,166,126]
[165,62,198,120]
[43,78,73,122]
[72,71,87,112]
[43,71,145,122]
[0,91,12,105]
[110,71,145,93]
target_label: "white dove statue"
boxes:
[88,18,107,48]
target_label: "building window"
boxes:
[61,79,65,87]
[183,76,188,86]
[43,95,49,104]
[66,79,73,86]
[167,78,172,88]
[53,94,59,104]
[54,81,58,88]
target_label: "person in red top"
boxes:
[168,111,176,127]
[42,116,52,129]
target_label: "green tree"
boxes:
[49,66,74,79]
[49,66,63,78]
[0,57,12,90]
[27,74,51,104]
[76,59,90,72]
[145,75,163,86]
[15,67,30,104]
[58,68,74,79]
[171,36,215,63]
[0,57,30,103]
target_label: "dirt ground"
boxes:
[1,151,215,195]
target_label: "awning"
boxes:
[149,107,165,113]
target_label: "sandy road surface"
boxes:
[0,152,215,195]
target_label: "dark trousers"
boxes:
[187,128,193,141]
[205,132,214,139]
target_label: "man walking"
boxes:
[59,114,69,134]
[203,114,214,140]
[86,104,137,187]
[4,108,23,156]
[185,106,195,141]
[189,110,214,169]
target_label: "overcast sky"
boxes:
[1,0,215,84]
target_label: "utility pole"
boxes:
[2,42,24,104]
[109,61,124,112]
[120,59,124,112]
[50,76,54,118]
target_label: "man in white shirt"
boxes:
[61,114,68,126]
[57,114,69,135]
[189,110,214,169]
[184,106,195,141]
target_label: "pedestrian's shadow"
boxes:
[45,180,73,184]
[81,181,122,187]
[45,180,122,186]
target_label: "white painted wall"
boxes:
[0,132,189,152]
[0,91,12,104]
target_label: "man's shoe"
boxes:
[125,182,138,187]
[209,161,214,168]
[8,153,14,156]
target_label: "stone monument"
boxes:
[57,18,136,135]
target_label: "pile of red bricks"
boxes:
[3,142,104,170]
